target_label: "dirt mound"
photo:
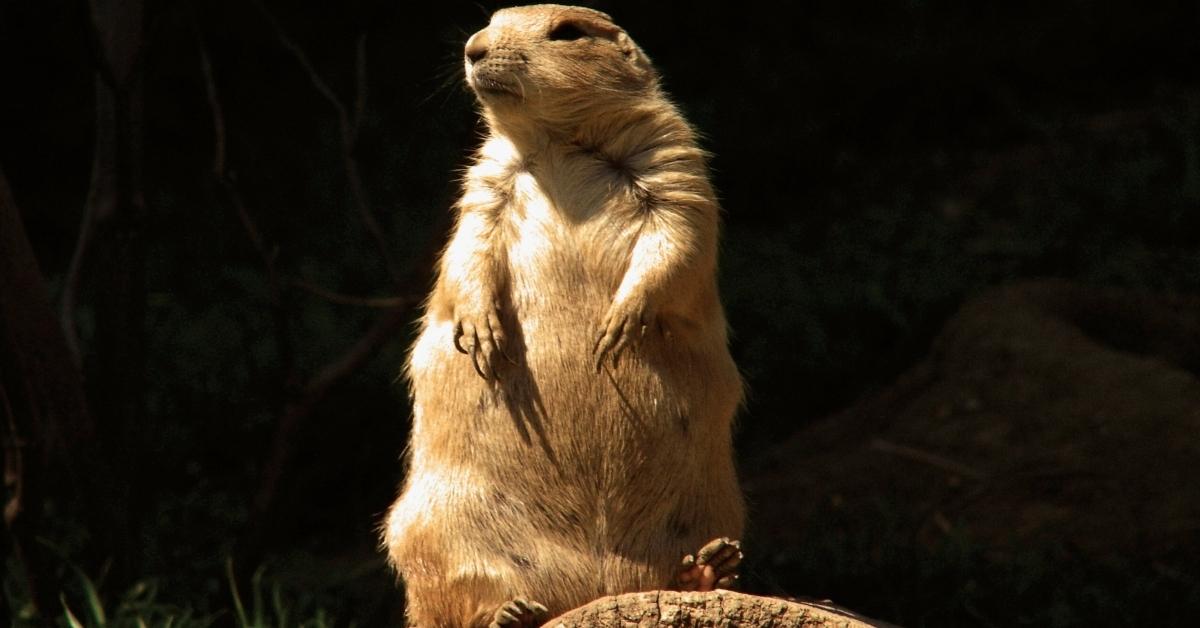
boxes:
[747,280,1200,560]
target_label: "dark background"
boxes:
[2,0,1199,626]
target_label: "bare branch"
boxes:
[194,27,275,273]
[68,2,153,363]
[251,1,402,286]
[307,306,407,397]
[2,383,24,528]
[196,31,226,176]
[870,438,985,481]
[62,51,124,390]
[288,278,415,309]
[85,0,119,87]
[251,304,408,521]
[1,380,42,618]
[250,0,347,120]
[58,206,95,368]
[337,33,401,288]
[340,135,401,285]
[224,180,277,270]
[352,33,368,141]
[60,65,126,367]
[194,23,296,401]
[193,24,419,542]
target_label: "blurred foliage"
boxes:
[1,0,1198,625]
[6,552,358,628]
[750,500,1200,628]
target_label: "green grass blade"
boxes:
[250,565,266,628]
[67,563,107,627]
[225,558,249,627]
[61,595,86,628]
[271,581,289,628]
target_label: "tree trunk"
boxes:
[0,170,97,619]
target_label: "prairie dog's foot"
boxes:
[488,598,548,628]
[675,537,743,592]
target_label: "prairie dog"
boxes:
[383,5,744,626]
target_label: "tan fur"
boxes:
[383,5,744,626]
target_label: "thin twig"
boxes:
[65,0,137,360]
[249,0,347,121]
[341,136,400,283]
[2,383,24,528]
[251,304,407,520]
[85,0,120,88]
[196,31,226,176]
[215,173,294,382]
[194,19,418,538]
[307,306,408,396]
[194,22,294,388]
[195,27,275,270]
[251,1,402,286]
[352,33,367,142]
[869,438,985,481]
[60,172,100,366]
[223,180,276,270]
[1,382,41,618]
[60,72,122,367]
[288,278,414,308]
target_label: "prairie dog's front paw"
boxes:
[453,299,512,380]
[592,294,655,372]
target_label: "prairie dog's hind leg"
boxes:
[674,536,743,592]
[489,598,548,628]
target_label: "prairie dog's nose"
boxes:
[465,29,490,64]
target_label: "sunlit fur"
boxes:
[383,5,744,626]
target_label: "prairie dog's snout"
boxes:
[464,29,489,65]
[462,5,655,108]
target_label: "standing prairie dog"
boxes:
[383,5,744,626]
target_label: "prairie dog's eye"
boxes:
[548,21,587,41]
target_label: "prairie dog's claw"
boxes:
[593,297,652,372]
[675,537,743,592]
[454,303,511,380]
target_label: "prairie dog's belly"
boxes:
[405,163,735,492]
[408,209,691,481]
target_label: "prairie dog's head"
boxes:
[463,5,657,124]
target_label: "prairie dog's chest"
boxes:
[509,152,628,224]
[498,152,639,270]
